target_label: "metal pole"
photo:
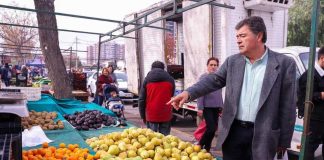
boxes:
[0,4,168,31]
[96,35,102,81]
[69,47,72,70]
[299,0,320,159]
[75,37,78,69]
[102,0,224,43]
[0,22,136,38]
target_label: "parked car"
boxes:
[272,46,322,159]
[83,70,95,79]
[87,70,137,102]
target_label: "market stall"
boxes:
[19,94,222,160]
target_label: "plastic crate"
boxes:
[5,87,41,101]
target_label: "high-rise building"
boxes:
[86,42,125,65]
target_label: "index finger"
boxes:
[166,97,174,105]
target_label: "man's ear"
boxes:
[257,32,264,42]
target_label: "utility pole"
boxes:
[69,47,72,70]
[75,36,78,69]
[299,0,320,159]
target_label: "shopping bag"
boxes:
[194,120,206,141]
[274,151,288,160]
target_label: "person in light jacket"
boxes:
[197,57,223,152]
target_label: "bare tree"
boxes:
[34,0,72,99]
[0,2,38,65]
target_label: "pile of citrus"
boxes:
[22,142,100,160]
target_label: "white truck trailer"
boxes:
[124,0,293,121]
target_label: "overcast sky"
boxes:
[0,0,161,60]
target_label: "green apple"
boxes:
[127,150,137,158]
[107,145,120,155]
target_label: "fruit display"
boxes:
[22,142,99,160]
[86,127,213,160]
[64,110,116,131]
[22,111,64,130]
[72,72,87,91]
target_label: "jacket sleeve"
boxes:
[97,75,103,89]
[309,72,322,102]
[278,58,297,148]
[297,72,307,117]
[138,79,147,120]
[197,74,206,110]
[186,58,228,101]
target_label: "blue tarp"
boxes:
[27,94,116,116]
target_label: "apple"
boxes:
[180,156,190,160]
[127,150,137,158]
[148,149,155,158]
[145,142,155,150]
[118,152,127,159]
[171,152,181,160]
[185,146,193,154]
[99,144,109,151]
[133,141,142,149]
[193,145,201,152]
[197,152,206,159]
[107,145,120,155]
[177,141,187,150]
[139,150,150,159]
[155,147,165,156]
[189,152,197,158]
[191,156,199,160]
[154,153,163,160]
[122,138,131,144]
[180,152,188,157]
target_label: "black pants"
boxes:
[305,120,324,160]
[199,107,221,151]
[222,120,254,160]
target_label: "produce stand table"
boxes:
[49,90,89,102]
[23,94,223,160]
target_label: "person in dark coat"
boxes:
[93,67,112,106]
[139,61,175,135]
[168,16,296,159]
[298,46,324,159]
[1,63,12,87]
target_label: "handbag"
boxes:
[193,120,206,141]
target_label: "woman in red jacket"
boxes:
[94,67,112,105]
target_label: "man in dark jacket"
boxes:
[1,63,11,87]
[298,46,324,159]
[139,61,175,135]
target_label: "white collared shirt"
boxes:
[236,49,269,122]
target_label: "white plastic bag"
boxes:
[274,152,288,160]
[22,126,52,147]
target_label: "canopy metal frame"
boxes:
[96,0,235,77]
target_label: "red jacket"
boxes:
[97,75,112,94]
[139,68,175,122]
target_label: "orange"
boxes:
[22,155,28,160]
[68,144,75,151]
[59,143,66,148]
[49,146,56,153]
[42,142,49,148]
